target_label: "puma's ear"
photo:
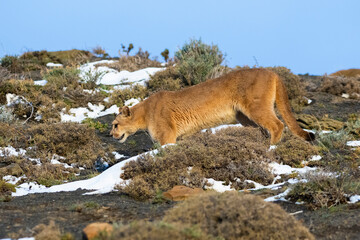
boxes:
[122,106,131,117]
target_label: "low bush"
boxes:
[27,122,110,167]
[106,85,148,108]
[287,172,360,209]
[319,76,360,99]
[163,191,314,240]
[316,129,353,151]
[0,180,16,202]
[274,130,319,167]
[175,39,224,86]
[118,127,274,200]
[147,66,183,93]
[104,221,211,240]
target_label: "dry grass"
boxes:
[118,127,274,200]
[163,191,314,240]
[96,49,162,72]
[33,220,75,240]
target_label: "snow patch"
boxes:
[46,62,63,68]
[33,80,48,86]
[206,178,233,192]
[12,150,157,197]
[60,103,119,122]
[79,60,165,86]
[347,141,360,147]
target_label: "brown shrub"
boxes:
[108,221,212,240]
[119,127,274,200]
[164,191,314,240]
[147,66,183,93]
[27,122,109,167]
[106,85,148,108]
[319,76,360,99]
[275,130,319,167]
[330,68,360,78]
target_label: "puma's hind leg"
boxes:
[243,105,284,144]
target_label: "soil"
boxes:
[1,75,360,239]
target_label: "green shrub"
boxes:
[287,172,360,209]
[316,129,353,151]
[175,39,224,86]
[82,118,108,132]
[164,192,314,240]
[0,180,16,202]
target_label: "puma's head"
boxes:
[110,106,138,143]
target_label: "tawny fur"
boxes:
[110,68,314,145]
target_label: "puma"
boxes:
[110,68,315,145]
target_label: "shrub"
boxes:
[319,76,360,99]
[27,122,109,167]
[106,84,148,108]
[175,39,224,86]
[0,180,16,202]
[147,66,183,93]
[316,129,353,151]
[118,127,274,200]
[275,130,319,167]
[0,105,16,123]
[163,192,314,240]
[287,172,360,209]
[107,221,212,240]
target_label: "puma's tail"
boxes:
[275,75,315,142]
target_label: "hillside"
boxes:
[0,44,360,239]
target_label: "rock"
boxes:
[163,185,204,201]
[82,222,113,240]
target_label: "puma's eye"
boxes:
[114,124,118,128]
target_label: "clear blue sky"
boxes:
[0,0,359,75]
